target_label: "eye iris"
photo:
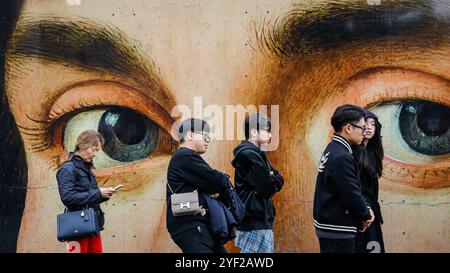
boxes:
[99,107,160,162]
[399,100,450,156]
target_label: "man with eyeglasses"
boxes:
[313,104,375,253]
[231,113,284,253]
[166,118,229,253]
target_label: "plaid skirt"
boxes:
[235,229,274,253]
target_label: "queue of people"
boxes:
[55,104,384,253]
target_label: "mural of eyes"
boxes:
[370,99,449,164]
[64,106,173,169]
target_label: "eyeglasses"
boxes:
[349,123,366,132]
[259,128,271,134]
[193,131,211,142]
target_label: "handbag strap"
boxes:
[166,180,199,195]
[167,181,175,194]
[64,204,89,212]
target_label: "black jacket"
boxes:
[353,145,384,224]
[56,155,108,230]
[202,192,237,244]
[166,147,228,236]
[231,141,284,231]
[313,134,371,235]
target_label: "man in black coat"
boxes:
[166,118,229,253]
[313,104,375,253]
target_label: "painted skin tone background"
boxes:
[4,0,449,252]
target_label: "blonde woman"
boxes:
[56,130,116,253]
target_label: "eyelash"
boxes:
[19,114,53,152]
[363,90,449,110]
[20,100,104,153]
[49,98,105,120]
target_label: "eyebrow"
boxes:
[7,17,175,110]
[262,0,450,57]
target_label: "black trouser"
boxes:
[319,238,356,253]
[171,225,227,253]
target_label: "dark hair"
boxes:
[0,0,26,252]
[244,113,272,140]
[178,118,210,143]
[331,104,365,132]
[355,112,384,183]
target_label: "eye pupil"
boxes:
[113,111,146,145]
[416,104,449,137]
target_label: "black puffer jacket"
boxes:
[56,155,108,230]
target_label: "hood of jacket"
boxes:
[231,141,262,167]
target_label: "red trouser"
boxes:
[68,234,103,253]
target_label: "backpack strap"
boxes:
[234,147,271,173]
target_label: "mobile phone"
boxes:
[113,184,124,191]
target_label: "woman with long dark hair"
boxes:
[354,110,385,253]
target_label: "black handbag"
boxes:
[57,208,99,242]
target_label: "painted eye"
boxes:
[370,99,449,164]
[64,107,170,168]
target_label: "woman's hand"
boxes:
[99,187,116,198]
